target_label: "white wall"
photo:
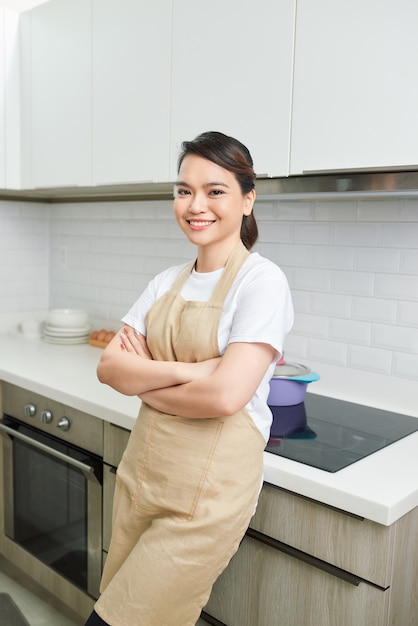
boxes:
[1,194,417,413]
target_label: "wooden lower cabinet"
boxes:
[203,483,418,626]
[205,534,389,626]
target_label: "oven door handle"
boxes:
[0,422,100,484]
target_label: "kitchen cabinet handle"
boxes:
[0,422,100,484]
[246,527,362,587]
[199,610,227,626]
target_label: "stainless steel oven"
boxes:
[0,382,103,602]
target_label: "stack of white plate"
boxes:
[42,308,90,344]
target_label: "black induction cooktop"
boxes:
[266,394,418,473]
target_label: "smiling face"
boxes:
[174,155,255,270]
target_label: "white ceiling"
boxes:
[0,0,51,12]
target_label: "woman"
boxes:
[86,131,293,626]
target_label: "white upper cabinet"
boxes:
[1,9,21,189]
[169,0,296,180]
[0,10,5,189]
[290,0,418,174]
[91,0,171,185]
[13,0,418,189]
[29,0,91,188]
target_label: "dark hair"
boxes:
[177,131,258,250]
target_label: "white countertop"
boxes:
[0,332,417,527]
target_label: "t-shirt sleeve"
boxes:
[227,265,294,357]
[121,263,189,335]
[121,281,156,336]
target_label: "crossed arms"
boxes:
[97,325,275,419]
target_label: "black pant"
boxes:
[85,610,110,626]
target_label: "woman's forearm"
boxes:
[97,334,220,396]
[140,342,275,418]
[140,381,228,418]
[97,352,192,395]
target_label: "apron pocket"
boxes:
[134,410,223,520]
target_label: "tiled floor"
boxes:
[0,557,83,626]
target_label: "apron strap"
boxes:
[209,241,249,303]
[170,260,196,293]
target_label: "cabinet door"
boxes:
[251,484,394,588]
[30,0,91,188]
[170,0,295,180]
[0,9,5,188]
[103,421,131,467]
[91,0,171,185]
[1,9,20,189]
[205,535,389,626]
[291,0,418,174]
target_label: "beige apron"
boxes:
[95,242,266,626]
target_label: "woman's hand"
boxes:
[119,326,152,359]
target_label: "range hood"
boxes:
[257,169,418,199]
[2,169,418,202]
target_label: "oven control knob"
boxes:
[40,410,53,424]
[57,416,71,431]
[24,403,36,417]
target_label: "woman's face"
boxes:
[174,155,255,263]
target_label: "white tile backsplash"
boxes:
[257,220,294,242]
[400,248,418,273]
[331,270,374,295]
[278,200,313,220]
[312,245,354,269]
[335,222,378,246]
[379,222,418,247]
[311,292,352,318]
[347,345,392,375]
[314,200,357,221]
[329,318,371,346]
[372,323,418,353]
[352,296,398,324]
[375,273,418,300]
[357,199,404,221]
[307,338,348,366]
[1,194,417,413]
[293,267,332,291]
[295,222,334,244]
[398,301,418,327]
[354,247,400,272]
[292,312,329,338]
[392,352,418,380]
[404,199,418,221]
[0,202,49,314]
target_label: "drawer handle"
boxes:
[246,527,362,587]
[199,610,227,626]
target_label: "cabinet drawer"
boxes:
[103,421,131,466]
[250,483,394,588]
[205,535,389,626]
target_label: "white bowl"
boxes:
[47,308,88,328]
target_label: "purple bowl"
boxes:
[269,403,307,438]
[267,378,308,406]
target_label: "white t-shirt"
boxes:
[122,251,294,441]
